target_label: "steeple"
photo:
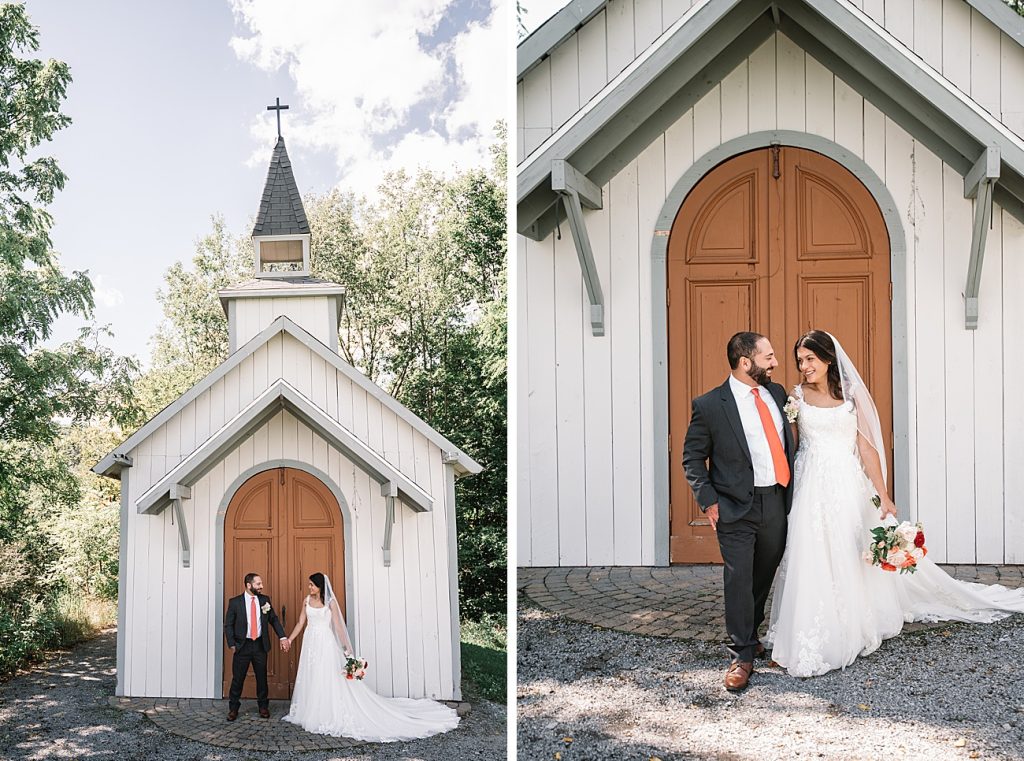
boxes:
[219,105,344,353]
[252,134,311,277]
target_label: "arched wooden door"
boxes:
[222,467,346,698]
[667,146,892,563]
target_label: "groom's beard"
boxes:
[746,362,772,386]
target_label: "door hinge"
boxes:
[666,287,671,307]
[280,468,286,486]
[889,281,893,301]
[771,144,781,180]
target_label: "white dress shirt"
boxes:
[728,374,785,487]
[243,591,262,639]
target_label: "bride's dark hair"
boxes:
[794,330,844,401]
[309,572,326,602]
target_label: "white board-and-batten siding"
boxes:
[516,0,1024,163]
[517,28,1024,567]
[120,331,457,700]
[233,295,335,349]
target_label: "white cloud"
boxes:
[229,0,505,194]
[92,274,124,308]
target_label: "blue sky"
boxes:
[26,0,505,366]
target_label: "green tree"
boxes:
[0,3,139,675]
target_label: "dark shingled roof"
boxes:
[252,136,310,237]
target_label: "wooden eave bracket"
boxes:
[963,146,1000,329]
[381,481,398,567]
[169,484,192,568]
[552,159,606,336]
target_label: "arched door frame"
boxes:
[649,130,909,565]
[211,459,357,697]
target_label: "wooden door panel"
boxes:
[223,467,345,699]
[668,146,892,563]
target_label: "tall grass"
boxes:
[0,593,115,680]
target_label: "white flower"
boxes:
[783,396,799,423]
[261,602,271,614]
[888,549,908,567]
[909,547,924,561]
[896,523,919,546]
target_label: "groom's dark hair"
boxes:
[727,332,765,369]
[243,572,259,587]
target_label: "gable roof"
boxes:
[136,379,434,516]
[94,315,483,479]
[518,0,1024,80]
[518,0,1024,239]
[252,136,310,237]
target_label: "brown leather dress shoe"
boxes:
[259,707,270,719]
[724,661,754,692]
[227,709,238,721]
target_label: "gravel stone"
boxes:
[518,597,1024,760]
[0,628,505,760]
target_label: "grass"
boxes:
[0,593,116,681]
[460,615,506,703]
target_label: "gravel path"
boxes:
[0,628,506,760]
[518,599,1024,761]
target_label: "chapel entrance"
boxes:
[667,146,893,563]
[222,467,346,699]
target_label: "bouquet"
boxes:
[345,654,368,680]
[865,499,927,574]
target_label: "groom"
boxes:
[682,332,795,692]
[224,572,290,720]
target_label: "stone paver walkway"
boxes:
[518,564,1024,640]
[109,695,471,751]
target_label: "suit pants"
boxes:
[715,488,787,663]
[229,638,269,709]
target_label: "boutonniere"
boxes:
[783,396,799,423]
[261,602,271,614]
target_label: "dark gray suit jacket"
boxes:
[682,378,796,523]
[224,593,286,650]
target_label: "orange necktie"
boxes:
[751,388,790,487]
[249,595,258,640]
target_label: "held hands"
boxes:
[279,637,291,652]
[705,504,719,532]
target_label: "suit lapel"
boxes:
[719,379,752,464]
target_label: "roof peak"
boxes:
[252,135,310,237]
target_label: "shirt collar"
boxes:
[728,373,761,399]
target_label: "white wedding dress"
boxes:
[282,596,460,741]
[765,385,1024,677]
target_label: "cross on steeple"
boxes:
[267,97,289,138]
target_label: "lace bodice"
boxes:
[793,385,858,456]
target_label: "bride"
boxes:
[281,572,460,741]
[765,330,1024,677]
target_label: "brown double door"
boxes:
[222,467,346,698]
[667,146,893,563]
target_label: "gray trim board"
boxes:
[965,0,1024,46]
[518,0,1024,237]
[213,460,356,699]
[116,469,128,696]
[137,379,433,515]
[650,131,911,564]
[443,461,462,700]
[329,295,340,353]
[516,0,1024,83]
[94,315,482,478]
[518,0,607,79]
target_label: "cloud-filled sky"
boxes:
[25,0,506,366]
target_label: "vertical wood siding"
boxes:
[515,0,1024,161]
[518,29,1023,566]
[121,333,457,699]
[235,296,334,348]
